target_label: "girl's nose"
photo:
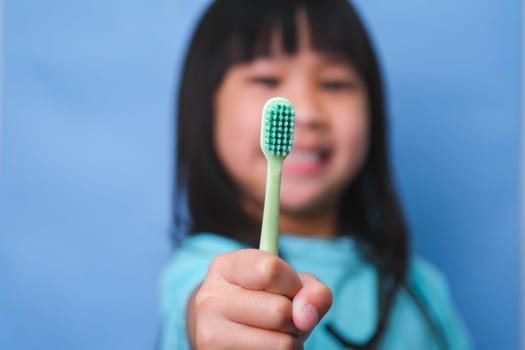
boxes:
[290,84,326,131]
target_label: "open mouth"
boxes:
[283,148,331,175]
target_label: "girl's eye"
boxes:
[320,80,357,92]
[251,76,280,88]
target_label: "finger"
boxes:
[219,287,300,335]
[195,317,304,350]
[292,273,333,334]
[212,249,302,298]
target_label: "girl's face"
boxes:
[214,22,369,234]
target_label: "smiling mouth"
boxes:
[283,149,331,175]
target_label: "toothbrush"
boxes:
[258,97,295,255]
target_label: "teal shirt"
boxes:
[160,233,473,349]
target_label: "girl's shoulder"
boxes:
[406,256,457,321]
[408,256,450,297]
[173,232,244,255]
[407,256,474,349]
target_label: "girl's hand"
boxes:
[187,249,333,349]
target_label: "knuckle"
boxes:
[315,283,333,308]
[278,333,300,350]
[194,292,219,313]
[273,297,293,327]
[258,256,281,283]
[300,272,315,280]
[302,273,333,304]
[195,325,216,349]
[209,254,226,273]
[312,279,331,296]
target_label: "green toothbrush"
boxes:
[259,97,295,255]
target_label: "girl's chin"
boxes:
[279,195,333,217]
[279,180,344,216]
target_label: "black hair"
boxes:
[174,0,409,346]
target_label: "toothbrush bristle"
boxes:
[262,98,295,157]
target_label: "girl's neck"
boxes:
[242,195,340,238]
[279,210,339,238]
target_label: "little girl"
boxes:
[161,0,472,349]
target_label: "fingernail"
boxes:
[299,303,319,330]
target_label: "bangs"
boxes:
[215,0,369,71]
[220,1,299,62]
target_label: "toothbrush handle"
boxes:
[259,158,282,255]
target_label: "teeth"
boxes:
[287,150,322,163]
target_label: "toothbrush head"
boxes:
[260,97,295,159]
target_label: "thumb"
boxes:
[292,273,333,336]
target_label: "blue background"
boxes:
[1,1,522,349]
